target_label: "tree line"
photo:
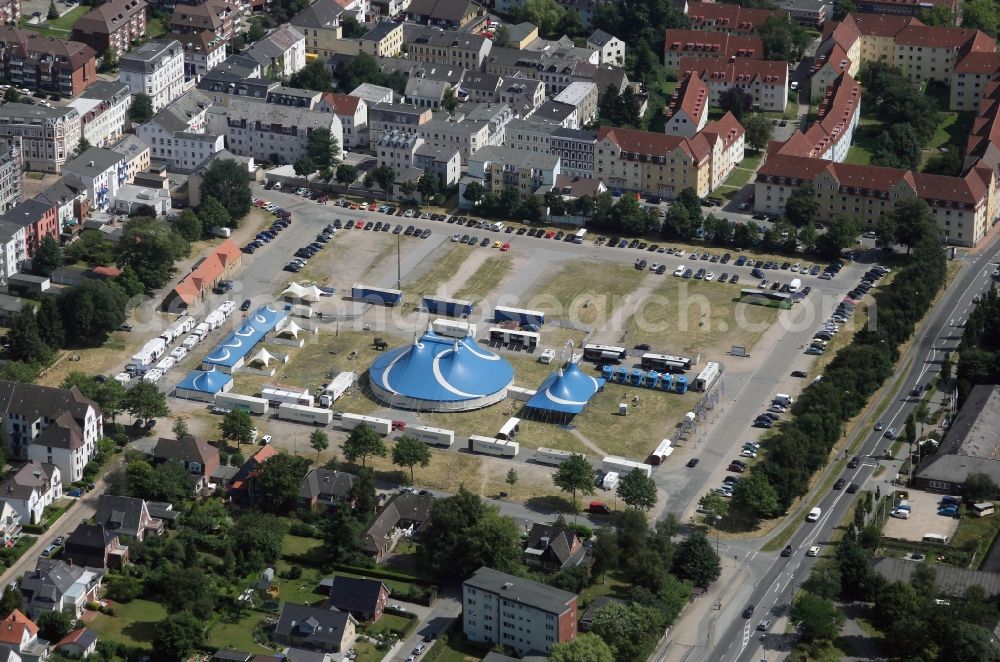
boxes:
[955,285,1000,404]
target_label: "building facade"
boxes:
[0,104,82,173]
[0,27,97,98]
[61,147,128,213]
[69,81,132,148]
[119,39,185,112]
[208,100,343,166]
[71,0,148,56]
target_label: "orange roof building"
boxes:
[678,57,789,113]
[664,72,709,138]
[685,2,785,35]
[662,30,764,75]
[163,238,241,311]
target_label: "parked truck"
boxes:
[602,455,652,478]
[277,403,333,426]
[408,425,455,447]
[339,413,392,436]
[214,392,269,415]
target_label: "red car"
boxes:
[500,242,510,252]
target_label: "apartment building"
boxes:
[110,134,150,182]
[506,121,596,179]
[368,102,433,146]
[772,73,861,163]
[1,199,58,263]
[137,90,221,172]
[317,92,368,148]
[894,25,995,86]
[169,0,242,43]
[664,72,709,138]
[465,145,561,199]
[209,99,343,165]
[175,30,227,81]
[460,72,502,103]
[854,0,957,16]
[405,76,452,109]
[408,30,492,71]
[417,116,490,160]
[291,0,353,58]
[0,139,22,217]
[0,104,82,173]
[553,82,598,126]
[375,129,424,173]
[0,462,61,527]
[414,144,461,186]
[405,0,482,28]
[685,1,783,35]
[245,25,306,79]
[0,27,97,98]
[951,52,1000,112]
[462,567,578,657]
[119,39,185,112]
[662,30,764,76]
[0,218,26,279]
[68,81,132,148]
[586,29,624,66]
[35,177,89,234]
[0,379,102,484]
[62,147,127,213]
[71,0,147,56]
[678,57,788,112]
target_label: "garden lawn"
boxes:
[208,612,273,653]
[87,599,168,649]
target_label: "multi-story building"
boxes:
[71,0,148,56]
[317,92,368,148]
[0,219,26,279]
[464,145,561,201]
[685,1,783,35]
[951,52,1000,112]
[553,82,598,126]
[462,567,578,656]
[586,29,624,66]
[405,0,482,28]
[777,0,828,26]
[678,57,788,112]
[893,25,995,86]
[414,143,461,186]
[208,99,343,165]
[368,102,432,147]
[359,21,405,57]
[34,177,89,235]
[460,72,502,104]
[549,128,596,179]
[119,39,185,112]
[0,462,61,527]
[595,115,745,198]
[375,129,424,173]
[0,380,102,483]
[68,81,132,148]
[291,0,352,59]
[175,30,227,81]
[245,25,306,79]
[1,199,59,264]
[854,0,956,17]
[0,104,82,173]
[664,72,709,138]
[662,30,764,76]
[405,76,452,109]
[0,139,23,216]
[408,30,491,71]
[61,147,127,212]
[138,91,222,173]
[771,73,861,163]
[109,134,150,182]
[169,0,242,43]
[416,116,489,160]
[0,27,97,98]
[20,560,102,620]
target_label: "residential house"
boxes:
[71,0,148,56]
[162,239,241,310]
[0,200,58,265]
[290,0,354,59]
[361,492,433,559]
[578,596,623,631]
[414,144,461,186]
[459,72,502,104]
[54,628,98,660]
[769,73,860,163]
[207,100,343,166]
[34,178,89,236]
[405,0,482,28]
[350,83,395,106]
[246,25,307,79]
[417,103,512,159]
[61,148,127,213]
[119,39,185,112]
[175,31,227,81]
[408,30,491,71]
[375,129,423,173]
[228,443,279,503]
[678,57,788,113]
[463,145,560,203]
[0,380,101,484]
[69,81,132,148]
[137,90,222,173]
[368,102,432,147]
[63,523,128,569]
[662,30,764,76]
[0,139,22,216]
[552,82,598,126]
[94,494,164,541]
[266,86,321,109]
[195,54,264,104]
[110,134,151,183]
[522,523,585,571]
[685,2,783,35]
[0,609,48,662]
[0,501,20,548]
[0,27,97,98]
[316,93,368,148]
[462,567,578,656]
[322,577,389,623]
[297,468,355,511]
[664,72,709,138]
[950,51,1000,113]
[854,0,957,17]
[358,21,404,57]
[149,434,221,492]
[586,29,624,66]
[169,0,243,43]
[19,560,103,619]
[404,76,451,109]
[272,603,357,653]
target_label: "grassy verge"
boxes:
[88,598,168,649]
[403,243,473,297]
[762,458,847,552]
[208,611,272,653]
[453,254,512,304]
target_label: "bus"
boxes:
[489,327,540,350]
[640,352,692,373]
[583,344,627,363]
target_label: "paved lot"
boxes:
[882,489,960,543]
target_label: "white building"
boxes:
[553,82,599,126]
[209,99,343,165]
[246,25,306,79]
[317,92,368,148]
[69,81,132,148]
[0,462,61,526]
[0,104,82,173]
[137,90,222,173]
[61,147,128,212]
[176,31,228,81]
[119,39,186,112]
[587,29,625,66]
[375,129,423,173]
[0,221,26,279]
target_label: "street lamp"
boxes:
[715,515,722,555]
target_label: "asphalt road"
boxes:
[705,234,1000,662]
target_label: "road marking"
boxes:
[741,622,752,650]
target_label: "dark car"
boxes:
[728,463,746,473]
[421,229,432,239]
[333,219,343,229]
[848,456,860,469]
[374,222,383,231]
[791,370,808,378]
[404,225,415,236]
[240,299,252,311]
[345,220,355,229]
[781,545,793,557]
[730,274,739,284]
[516,227,527,235]
[846,483,860,494]
[480,237,490,247]
[687,458,700,468]
[834,478,847,490]
[635,343,651,351]
[742,605,755,619]
[683,268,693,278]
[393,224,403,234]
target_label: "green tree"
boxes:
[116,216,189,289]
[309,429,329,459]
[0,588,22,618]
[417,173,439,201]
[74,136,92,159]
[817,214,860,257]
[962,0,1000,37]
[162,567,215,618]
[833,0,856,19]
[672,530,721,586]
[520,0,566,35]
[342,423,386,467]
[172,418,189,438]
[307,128,340,169]
[7,309,50,363]
[37,610,73,643]
[758,15,810,61]
[129,93,154,123]
[336,164,358,193]
[251,453,311,512]
[790,592,845,644]
[289,59,334,91]
[590,601,662,661]
[742,113,774,152]
[964,472,997,502]
[460,508,523,576]
[322,501,367,564]
[391,436,432,484]
[219,409,255,447]
[611,194,653,235]
[731,471,781,520]
[441,87,458,114]
[875,213,897,249]
[891,198,937,252]
[2,88,17,103]
[66,230,115,266]
[371,165,396,201]
[549,633,615,662]
[46,0,58,18]
[940,622,1000,662]
[873,123,922,170]
[552,453,595,512]
[200,159,252,222]
[58,279,127,346]
[173,209,203,241]
[32,236,63,277]
[198,196,231,230]
[420,487,486,578]
[462,180,485,205]
[348,467,378,518]
[616,469,657,511]
[294,157,317,176]
[35,296,64,350]
[125,381,168,420]
[784,184,819,228]
[95,379,128,424]
[505,468,518,489]
[590,528,620,580]
[100,46,119,73]
[492,24,511,48]
[230,512,287,574]
[151,612,206,662]
[917,5,956,26]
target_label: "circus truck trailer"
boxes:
[339,413,392,436]
[277,403,333,426]
[602,455,652,478]
[214,392,269,415]
[261,387,314,407]
[319,372,354,408]
[409,425,455,447]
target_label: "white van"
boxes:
[142,369,163,384]
[674,265,686,277]
[539,348,556,364]
[490,222,504,232]
[806,507,821,522]
[922,533,951,544]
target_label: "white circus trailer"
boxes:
[182,335,200,349]
[649,439,674,465]
[161,315,194,343]
[431,318,477,339]
[215,392,269,414]
[601,471,619,490]
[319,372,355,408]
[205,311,225,330]
[533,447,574,466]
[409,425,455,447]
[261,387,314,407]
[340,413,392,436]
[154,356,176,373]
[497,417,520,441]
[469,435,519,457]
[193,322,211,339]
[218,300,236,317]
[278,402,333,425]
[602,455,652,478]
[694,361,721,392]
[506,386,536,402]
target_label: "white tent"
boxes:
[278,320,304,338]
[248,347,277,368]
[282,283,323,303]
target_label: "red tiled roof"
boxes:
[320,92,362,115]
[894,25,993,50]
[597,126,710,162]
[954,51,1000,74]
[679,56,788,86]
[685,1,781,32]
[828,162,913,192]
[701,111,745,149]
[170,239,241,305]
[755,154,830,181]
[0,610,37,645]
[92,265,122,278]
[56,627,90,647]
[663,30,764,59]
[850,14,920,38]
[665,72,709,123]
[912,171,985,204]
[770,131,813,158]
[252,443,279,464]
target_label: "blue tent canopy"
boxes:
[203,305,287,369]
[526,363,605,415]
[176,369,232,394]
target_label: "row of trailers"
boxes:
[602,366,689,394]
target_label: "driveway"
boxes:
[385,587,462,662]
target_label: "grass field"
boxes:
[524,262,646,328]
[845,117,881,166]
[208,612,272,653]
[453,254,513,304]
[719,165,756,191]
[88,598,168,649]
[20,5,88,36]
[403,243,472,297]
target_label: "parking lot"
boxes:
[882,489,961,543]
